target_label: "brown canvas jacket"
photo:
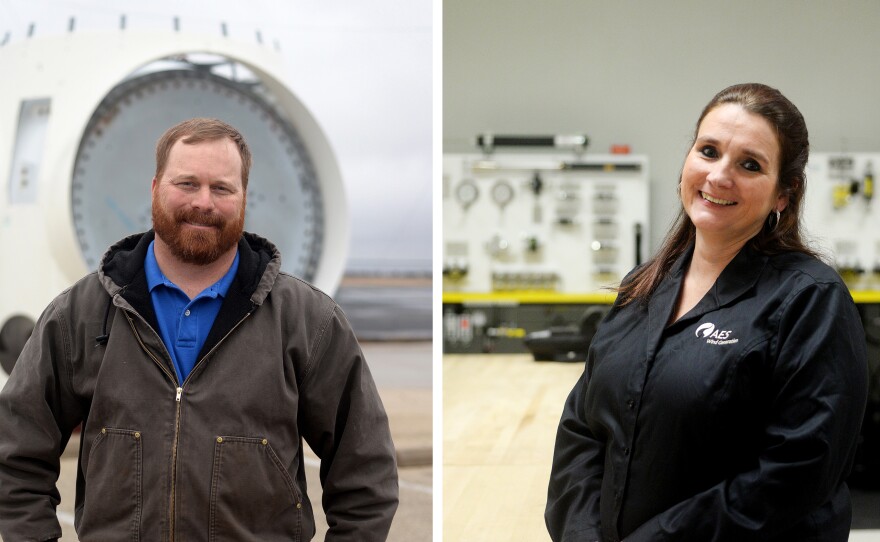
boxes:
[0,231,399,541]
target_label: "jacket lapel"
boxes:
[644,243,768,359]
[711,244,768,307]
[645,246,691,359]
[196,235,272,363]
[685,243,768,322]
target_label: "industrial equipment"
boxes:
[0,24,348,385]
[804,153,880,290]
[442,139,649,354]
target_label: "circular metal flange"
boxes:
[71,65,324,280]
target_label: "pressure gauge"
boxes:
[71,65,323,280]
[491,179,514,209]
[455,179,479,209]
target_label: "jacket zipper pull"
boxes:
[176,387,183,402]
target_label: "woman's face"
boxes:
[681,103,787,245]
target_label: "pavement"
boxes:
[334,279,432,341]
[29,340,432,542]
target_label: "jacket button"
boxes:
[296,502,302,509]
[626,399,635,409]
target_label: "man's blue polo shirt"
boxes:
[144,241,239,383]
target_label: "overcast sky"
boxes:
[0,0,432,273]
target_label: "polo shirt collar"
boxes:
[145,240,241,299]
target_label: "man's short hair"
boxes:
[154,118,253,189]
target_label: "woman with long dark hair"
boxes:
[546,83,868,541]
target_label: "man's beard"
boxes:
[152,197,245,266]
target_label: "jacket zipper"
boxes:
[124,307,254,542]
[170,385,182,542]
[123,311,181,541]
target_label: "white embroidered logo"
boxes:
[695,323,715,338]
[695,322,739,345]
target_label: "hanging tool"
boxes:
[476,133,589,154]
[531,171,544,223]
[634,223,643,266]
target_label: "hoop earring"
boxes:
[768,210,781,231]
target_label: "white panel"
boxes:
[443,152,650,294]
[7,98,51,205]
[804,152,880,291]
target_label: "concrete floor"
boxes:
[5,341,433,541]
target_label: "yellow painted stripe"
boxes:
[442,291,617,304]
[851,291,880,303]
[443,290,880,304]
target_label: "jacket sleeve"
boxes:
[545,365,604,542]
[623,281,868,541]
[0,300,83,541]
[298,304,399,541]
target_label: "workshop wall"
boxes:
[443,0,880,252]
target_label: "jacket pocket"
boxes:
[208,435,303,542]
[77,427,143,541]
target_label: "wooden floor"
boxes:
[443,354,583,542]
[443,354,880,542]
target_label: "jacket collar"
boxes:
[645,241,768,357]
[98,230,282,374]
[99,230,279,299]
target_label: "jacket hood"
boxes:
[97,231,281,362]
[98,230,281,306]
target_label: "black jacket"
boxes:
[546,244,868,542]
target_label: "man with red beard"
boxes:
[0,118,399,541]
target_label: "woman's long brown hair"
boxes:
[615,83,818,306]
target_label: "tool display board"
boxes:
[443,153,650,295]
[803,152,880,291]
